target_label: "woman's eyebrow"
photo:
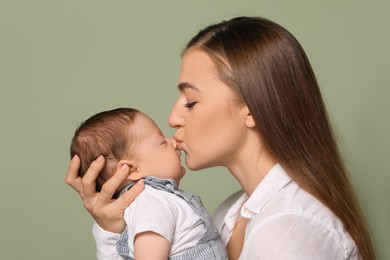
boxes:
[178,82,200,92]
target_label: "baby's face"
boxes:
[131,113,185,185]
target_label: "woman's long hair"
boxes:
[185,16,375,259]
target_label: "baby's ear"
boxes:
[117,160,143,181]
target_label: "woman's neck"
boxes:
[227,145,277,196]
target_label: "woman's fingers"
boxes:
[99,164,131,201]
[117,179,144,206]
[82,155,105,201]
[65,155,145,233]
[65,155,83,195]
[97,179,144,233]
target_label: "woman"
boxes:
[66,17,375,259]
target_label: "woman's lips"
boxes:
[173,137,183,150]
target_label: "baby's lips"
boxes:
[176,149,184,158]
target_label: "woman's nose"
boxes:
[168,99,184,129]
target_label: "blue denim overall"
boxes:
[116,176,228,260]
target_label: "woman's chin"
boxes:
[185,158,207,171]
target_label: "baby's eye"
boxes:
[160,139,167,145]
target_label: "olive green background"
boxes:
[0,1,388,259]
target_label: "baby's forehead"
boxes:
[131,113,163,137]
[135,112,160,129]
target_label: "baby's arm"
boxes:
[126,187,176,258]
[134,231,170,260]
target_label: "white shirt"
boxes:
[213,163,359,260]
[93,185,206,259]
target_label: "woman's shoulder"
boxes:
[266,180,342,228]
[251,180,343,235]
[245,182,358,258]
[245,210,358,259]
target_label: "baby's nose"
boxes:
[168,138,178,149]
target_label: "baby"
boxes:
[70,108,227,259]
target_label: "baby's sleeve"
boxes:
[92,221,122,260]
[125,189,177,243]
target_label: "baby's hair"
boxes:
[70,108,140,192]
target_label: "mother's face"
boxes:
[168,49,251,171]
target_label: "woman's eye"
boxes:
[184,101,197,109]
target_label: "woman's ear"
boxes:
[117,160,143,181]
[243,106,256,128]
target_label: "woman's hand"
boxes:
[65,155,144,233]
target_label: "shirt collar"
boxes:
[224,193,248,232]
[241,163,292,218]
